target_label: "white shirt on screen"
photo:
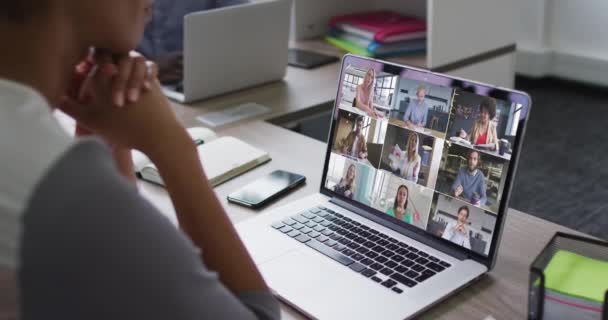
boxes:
[442,221,472,249]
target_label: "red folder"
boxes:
[329,10,427,43]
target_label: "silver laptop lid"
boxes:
[320,55,532,269]
[182,0,291,102]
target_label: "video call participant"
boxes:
[403,86,429,128]
[138,0,249,83]
[334,164,356,199]
[386,185,417,224]
[353,69,383,118]
[389,132,421,183]
[458,97,499,151]
[340,116,368,159]
[452,150,487,206]
[441,206,472,249]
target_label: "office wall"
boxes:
[516,0,608,86]
[549,0,608,59]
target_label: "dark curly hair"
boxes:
[479,97,497,119]
[0,2,39,22]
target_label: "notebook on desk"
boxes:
[133,127,271,187]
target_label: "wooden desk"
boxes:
[139,120,587,320]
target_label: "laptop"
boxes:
[162,0,292,103]
[237,54,532,319]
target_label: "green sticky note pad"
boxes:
[542,250,608,303]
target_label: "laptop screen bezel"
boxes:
[319,54,532,269]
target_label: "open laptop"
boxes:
[237,54,532,319]
[163,0,292,103]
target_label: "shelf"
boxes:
[292,39,428,70]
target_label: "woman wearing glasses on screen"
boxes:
[334,164,357,199]
[388,132,421,184]
[442,206,472,249]
[353,69,383,118]
[386,185,419,225]
[458,97,499,151]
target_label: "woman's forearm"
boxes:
[111,147,137,183]
[149,134,268,293]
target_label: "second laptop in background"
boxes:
[163,0,293,103]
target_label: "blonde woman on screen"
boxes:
[388,132,421,183]
[334,164,357,199]
[354,68,382,118]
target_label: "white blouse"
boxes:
[0,79,72,270]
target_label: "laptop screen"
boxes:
[321,55,531,259]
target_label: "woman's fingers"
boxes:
[144,60,159,89]
[126,55,148,102]
[111,52,157,105]
[111,54,135,107]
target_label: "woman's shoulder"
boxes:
[0,79,74,204]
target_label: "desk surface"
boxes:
[141,120,585,320]
[173,39,428,131]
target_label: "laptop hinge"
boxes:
[329,197,469,260]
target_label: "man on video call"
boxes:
[442,205,472,249]
[452,150,487,206]
[403,86,430,128]
[340,116,368,160]
[138,0,249,83]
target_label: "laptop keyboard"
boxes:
[271,206,452,294]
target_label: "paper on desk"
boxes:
[541,250,608,303]
[197,103,271,128]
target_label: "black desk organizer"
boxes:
[528,232,608,320]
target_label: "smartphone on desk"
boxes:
[227,170,306,209]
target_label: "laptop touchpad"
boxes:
[258,249,381,319]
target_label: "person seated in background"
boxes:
[386,185,419,224]
[138,0,249,83]
[452,150,487,206]
[403,86,429,129]
[442,206,472,249]
[340,116,368,159]
[334,164,357,199]
[458,97,499,151]
[388,132,421,183]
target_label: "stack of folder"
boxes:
[325,10,427,58]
